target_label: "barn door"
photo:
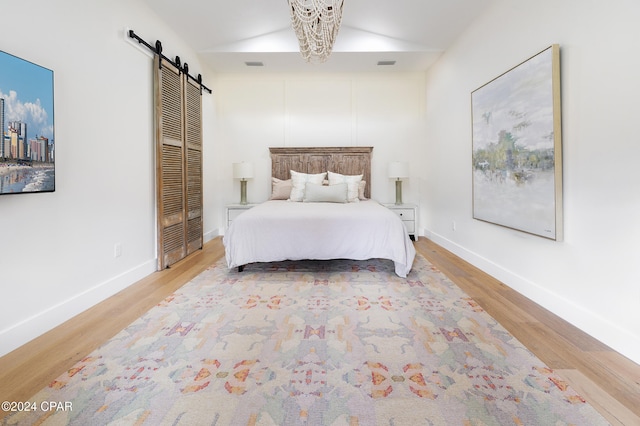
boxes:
[154,56,202,269]
[184,77,203,256]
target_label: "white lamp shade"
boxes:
[233,162,254,179]
[388,161,409,179]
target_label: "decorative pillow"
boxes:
[358,180,367,200]
[327,171,363,202]
[271,177,292,200]
[303,182,348,203]
[289,170,327,202]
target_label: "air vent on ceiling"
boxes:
[245,61,264,67]
[377,60,396,66]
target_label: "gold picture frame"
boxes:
[471,45,562,240]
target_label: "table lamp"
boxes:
[233,162,254,205]
[388,161,409,205]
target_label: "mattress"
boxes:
[223,200,416,277]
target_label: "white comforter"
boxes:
[223,200,416,277]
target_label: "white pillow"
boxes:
[289,170,327,202]
[327,171,363,202]
[303,182,348,203]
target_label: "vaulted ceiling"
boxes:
[144,0,494,73]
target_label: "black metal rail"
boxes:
[128,29,212,94]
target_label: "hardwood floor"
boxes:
[1,237,638,424]
[0,240,225,422]
[414,238,640,426]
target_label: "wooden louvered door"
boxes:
[155,56,202,269]
[184,78,203,256]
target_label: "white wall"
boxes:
[213,73,425,208]
[422,0,640,364]
[4,0,637,369]
[0,0,219,357]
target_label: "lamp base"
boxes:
[395,179,403,205]
[240,180,248,205]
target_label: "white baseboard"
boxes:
[203,228,221,243]
[424,229,640,365]
[2,229,222,358]
[0,260,157,358]
[5,229,637,365]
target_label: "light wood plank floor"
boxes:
[1,237,638,424]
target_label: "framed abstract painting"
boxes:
[471,45,562,240]
[0,50,55,195]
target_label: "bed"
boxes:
[223,147,416,277]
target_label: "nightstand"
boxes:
[384,203,417,241]
[226,204,257,228]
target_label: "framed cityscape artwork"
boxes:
[0,50,55,195]
[471,45,562,240]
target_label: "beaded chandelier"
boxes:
[288,0,344,63]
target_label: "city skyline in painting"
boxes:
[0,50,55,194]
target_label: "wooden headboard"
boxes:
[270,146,373,199]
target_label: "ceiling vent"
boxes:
[377,60,396,66]
[245,61,264,67]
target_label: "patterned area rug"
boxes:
[3,255,609,425]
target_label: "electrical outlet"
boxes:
[114,243,122,258]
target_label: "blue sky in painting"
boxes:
[0,50,54,141]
